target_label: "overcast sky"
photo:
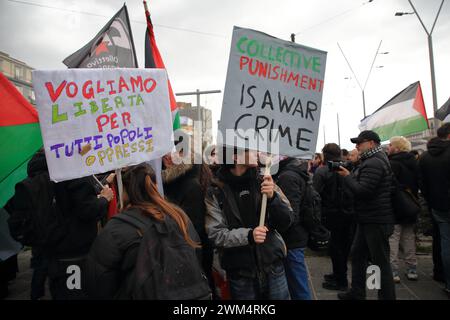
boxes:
[1,0,449,152]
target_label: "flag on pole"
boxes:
[143,1,180,130]
[359,81,429,142]
[436,97,450,122]
[0,73,42,207]
[63,4,138,68]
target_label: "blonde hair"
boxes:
[390,136,411,152]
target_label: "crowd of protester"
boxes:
[1,123,449,300]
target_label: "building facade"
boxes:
[405,118,440,153]
[177,102,213,146]
[0,51,35,104]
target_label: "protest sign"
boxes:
[219,26,327,158]
[33,68,174,182]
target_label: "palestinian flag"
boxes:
[359,81,428,142]
[0,72,42,207]
[144,1,180,130]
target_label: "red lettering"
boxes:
[118,76,130,93]
[107,80,116,95]
[130,76,143,92]
[122,112,131,126]
[300,75,308,89]
[96,80,105,94]
[96,114,109,133]
[66,82,78,98]
[110,113,119,130]
[45,80,67,103]
[82,80,94,99]
[144,78,156,93]
[240,56,250,70]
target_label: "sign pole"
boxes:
[259,155,272,227]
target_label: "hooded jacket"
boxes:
[273,158,309,249]
[205,166,293,278]
[419,138,450,214]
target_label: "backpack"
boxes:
[298,176,330,250]
[113,211,211,300]
[7,171,67,248]
[375,157,421,223]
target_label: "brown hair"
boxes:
[122,163,199,248]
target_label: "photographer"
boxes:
[313,143,354,291]
[337,131,396,300]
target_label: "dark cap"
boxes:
[350,130,381,144]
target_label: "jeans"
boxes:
[284,248,312,300]
[228,263,290,300]
[350,223,396,300]
[432,210,450,290]
[30,253,49,300]
[389,224,417,272]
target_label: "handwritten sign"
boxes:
[219,26,327,157]
[33,68,174,182]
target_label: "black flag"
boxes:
[436,97,450,122]
[63,4,138,68]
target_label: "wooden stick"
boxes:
[259,154,272,227]
[92,175,104,189]
[115,169,124,210]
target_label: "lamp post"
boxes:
[395,0,445,121]
[338,41,389,118]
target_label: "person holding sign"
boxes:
[205,147,293,300]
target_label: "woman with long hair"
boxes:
[83,163,206,299]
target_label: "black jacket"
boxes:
[389,151,420,224]
[389,152,420,196]
[53,176,108,258]
[83,209,151,299]
[162,164,207,245]
[344,151,395,224]
[274,158,309,249]
[162,163,214,286]
[205,167,293,278]
[6,151,108,258]
[419,138,450,213]
[313,165,355,227]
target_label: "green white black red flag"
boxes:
[359,81,429,141]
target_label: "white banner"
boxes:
[33,68,174,182]
[219,26,327,158]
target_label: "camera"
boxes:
[327,160,351,171]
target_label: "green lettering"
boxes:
[101,98,112,113]
[260,43,268,60]
[303,55,312,69]
[236,36,248,54]
[312,57,321,73]
[114,96,124,108]
[52,104,68,124]
[89,101,99,114]
[276,47,284,63]
[247,40,259,57]
[128,95,136,106]
[73,102,86,117]
[136,94,144,106]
